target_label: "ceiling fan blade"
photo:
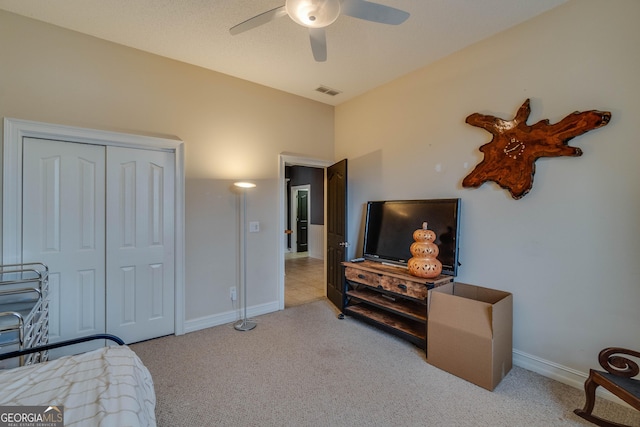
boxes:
[229,5,288,35]
[309,28,327,62]
[341,0,409,25]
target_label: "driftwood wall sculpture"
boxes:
[462,99,611,199]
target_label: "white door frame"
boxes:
[2,117,186,335]
[290,184,310,254]
[278,154,332,310]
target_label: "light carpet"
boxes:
[131,299,638,427]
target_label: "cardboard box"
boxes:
[427,282,513,391]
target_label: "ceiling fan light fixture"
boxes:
[230,0,410,62]
[286,0,341,28]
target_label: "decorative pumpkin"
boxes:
[407,222,442,279]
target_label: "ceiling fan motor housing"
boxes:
[286,0,341,28]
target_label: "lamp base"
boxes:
[234,319,257,331]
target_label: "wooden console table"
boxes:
[342,260,453,349]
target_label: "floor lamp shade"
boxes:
[234,181,256,331]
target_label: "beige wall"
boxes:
[336,0,640,382]
[0,11,334,323]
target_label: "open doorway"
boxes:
[285,168,322,307]
[278,155,333,310]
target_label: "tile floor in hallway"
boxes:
[285,253,325,307]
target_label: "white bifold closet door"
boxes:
[22,138,174,355]
[105,145,175,343]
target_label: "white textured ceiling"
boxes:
[0,0,567,106]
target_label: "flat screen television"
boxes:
[363,198,461,276]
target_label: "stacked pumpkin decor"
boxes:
[407,222,442,279]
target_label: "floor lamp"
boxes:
[234,181,257,331]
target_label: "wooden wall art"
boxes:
[462,99,611,199]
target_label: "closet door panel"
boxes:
[106,146,175,343]
[22,138,106,355]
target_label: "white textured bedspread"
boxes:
[0,346,156,427]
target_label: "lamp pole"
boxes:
[234,182,256,331]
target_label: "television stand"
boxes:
[342,260,452,349]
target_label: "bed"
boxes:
[0,334,156,427]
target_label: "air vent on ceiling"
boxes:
[315,85,342,96]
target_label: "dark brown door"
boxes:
[296,190,308,252]
[327,159,347,310]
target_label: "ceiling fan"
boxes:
[229,0,410,62]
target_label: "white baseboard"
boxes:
[513,349,586,389]
[184,300,280,334]
[513,349,631,408]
